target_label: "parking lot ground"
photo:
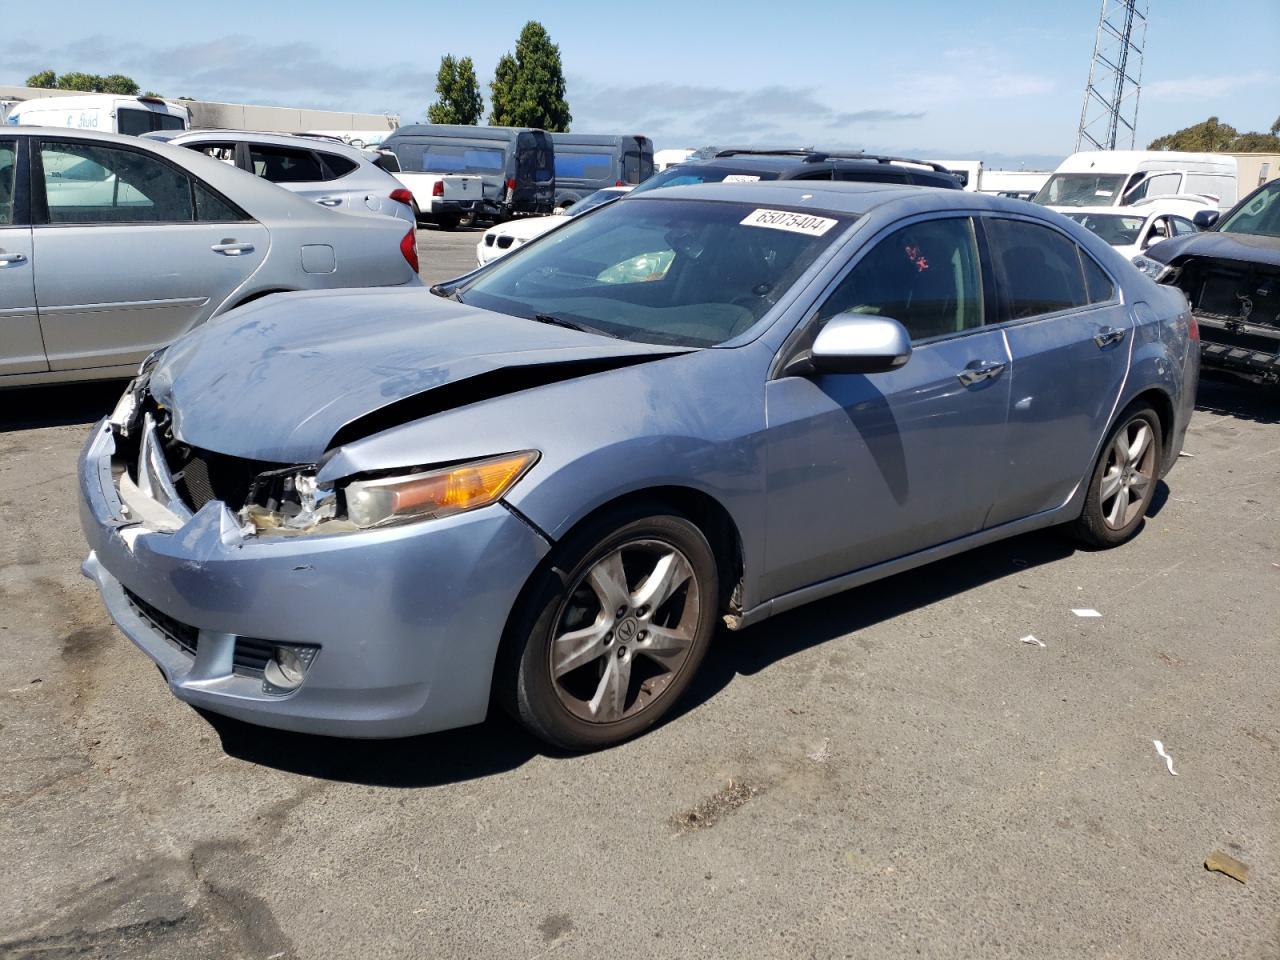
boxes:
[1,228,1278,959]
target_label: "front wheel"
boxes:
[498,508,719,751]
[1071,403,1163,548]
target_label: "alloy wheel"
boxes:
[1099,416,1157,529]
[549,539,701,724]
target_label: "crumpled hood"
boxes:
[1148,230,1280,269]
[149,287,680,463]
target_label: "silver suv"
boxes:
[146,130,414,224]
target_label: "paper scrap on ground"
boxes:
[1071,608,1102,618]
[1152,740,1178,776]
[1020,635,1046,648]
[1178,450,1195,458]
[1204,851,1249,884]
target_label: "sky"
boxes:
[2,0,1276,169]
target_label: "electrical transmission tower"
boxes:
[1076,0,1149,151]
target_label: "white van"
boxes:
[1034,150,1238,212]
[7,95,190,136]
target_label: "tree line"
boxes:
[25,70,149,96]
[427,21,571,131]
[1149,115,1280,152]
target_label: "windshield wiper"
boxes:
[429,283,465,303]
[531,313,616,337]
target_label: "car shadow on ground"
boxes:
[0,380,128,432]
[206,525,1094,787]
[1195,372,1279,424]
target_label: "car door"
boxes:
[982,216,1130,526]
[245,142,339,206]
[0,136,47,375]
[32,136,268,371]
[762,215,1013,599]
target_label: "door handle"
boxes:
[316,197,343,207]
[956,359,1007,386]
[0,253,27,266]
[1094,326,1126,348]
[211,241,255,256]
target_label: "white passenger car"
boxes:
[476,187,632,265]
[1060,198,1203,260]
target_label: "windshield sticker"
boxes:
[722,174,761,183]
[1095,189,1114,197]
[740,208,837,236]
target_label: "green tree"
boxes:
[488,53,518,126]
[427,55,483,125]
[1148,115,1280,152]
[100,74,141,95]
[488,21,571,131]
[26,70,57,89]
[56,72,104,92]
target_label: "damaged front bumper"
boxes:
[78,419,550,738]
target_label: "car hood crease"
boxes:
[148,289,683,463]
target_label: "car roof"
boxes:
[10,126,349,219]
[160,129,374,160]
[631,179,1038,218]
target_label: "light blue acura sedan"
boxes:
[79,181,1198,750]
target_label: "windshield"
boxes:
[1034,173,1128,207]
[1218,180,1280,238]
[459,197,853,347]
[630,163,781,195]
[1062,212,1146,246]
[564,189,625,216]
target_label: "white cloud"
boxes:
[1144,71,1275,101]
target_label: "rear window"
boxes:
[0,140,14,225]
[984,218,1089,320]
[117,108,184,137]
[319,152,360,180]
[249,146,324,183]
[555,152,615,180]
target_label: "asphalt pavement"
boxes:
[1,226,1277,960]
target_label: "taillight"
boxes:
[615,180,626,187]
[432,180,444,197]
[389,188,413,205]
[399,227,419,273]
[505,178,516,192]
[1187,313,1199,341]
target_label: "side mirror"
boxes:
[785,313,912,377]
[1192,210,1219,230]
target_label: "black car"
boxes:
[631,149,963,195]
[1139,178,1280,384]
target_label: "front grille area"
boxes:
[123,587,275,678]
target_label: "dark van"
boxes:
[548,134,654,209]
[381,124,556,221]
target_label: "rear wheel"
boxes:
[458,210,477,228]
[498,507,719,751]
[1071,403,1162,548]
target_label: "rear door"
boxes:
[0,136,46,375]
[245,143,335,205]
[32,137,268,371]
[983,216,1131,526]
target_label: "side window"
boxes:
[793,169,835,181]
[984,218,1088,320]
[186,142,237,165]
[1124,171,1181,203]
[248,146,324,183]
[1079,250,1115,304]
[41,141,194,224]
[0,140,15,225]
[816,217,984,341]
[318,153,359,180]
[115,109,152,137]
[194,182,247,223]
[1172,216,1197,236]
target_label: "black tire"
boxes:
[437,214,461,231]
[458,210,477,228]
[1071,402,1163,548]
[411,201,425,226]
[497,505,719,751]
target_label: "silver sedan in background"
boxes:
[0,128,421,388]
[146,129,416,224]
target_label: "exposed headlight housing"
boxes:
[1131,254,1179,283]
[343,451,539,529]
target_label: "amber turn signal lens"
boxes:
[344,452,539,529]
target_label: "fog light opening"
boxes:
[262,644,317,693]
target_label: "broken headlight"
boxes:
[1132,254,1179,283]
[344,451,539,529]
